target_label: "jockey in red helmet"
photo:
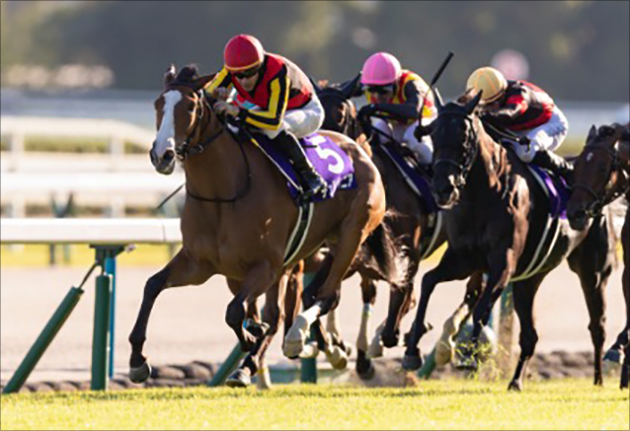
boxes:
[206,34,327,200]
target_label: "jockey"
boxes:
[466,67,573,183]
[205,34,327,200]
[347,52,437,167]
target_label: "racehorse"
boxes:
[568,123,629,389]
[128,65,398,388]
[315,80,488,375]
[403,90,622,391]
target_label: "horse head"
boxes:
[568,123,628,230]
[316,81,360,139]
[150,65,216,175]
[430,90,483,208]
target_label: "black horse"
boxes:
[403,91,622,391]
[568,123,630,389]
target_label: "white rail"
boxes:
[0,218,182,244]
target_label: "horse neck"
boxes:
[183,113,246,200]
[462,116,509,199]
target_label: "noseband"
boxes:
[433,111,480,189]
[574,143,629,217]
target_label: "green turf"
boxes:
[1,380,627,430]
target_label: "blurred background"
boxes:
[1,1,629,385]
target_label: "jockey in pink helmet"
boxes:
[344,52,437,166]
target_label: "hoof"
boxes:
[325,345,348,370]
[402,354,423,372]
[226,369,251,388]
[256,367,272,390]
[508,380,522,392]
[283,316,308,358]
[435,339,455,367]
[367,337,384,359]
[381,332,399,349]
[604,348,624,364]
[456,355,479,372]
[298,342,320,359]
[129,361,152,384]
[356,360,376,381]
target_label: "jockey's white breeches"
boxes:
[372,114,436,164]
[256,97,325,140]
[509,106,569,163]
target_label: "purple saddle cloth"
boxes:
[253,133,357,204]
[529,165,570,219]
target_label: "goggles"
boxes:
[232,67,260,80]
[363,84,395,95]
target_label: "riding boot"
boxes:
[273,131,327,200]
[532,149,574,186]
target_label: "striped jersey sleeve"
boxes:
[241,75,289,130]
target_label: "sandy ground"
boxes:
[1,261,627,383]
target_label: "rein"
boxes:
[176,89,252,204]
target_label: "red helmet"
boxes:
[224,34,265,72]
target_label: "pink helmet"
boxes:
[361,52,402,86]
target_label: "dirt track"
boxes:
[1,261,626,383]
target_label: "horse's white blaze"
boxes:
[154,90,182,158]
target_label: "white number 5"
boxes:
[310,135,345,174]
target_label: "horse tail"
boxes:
[363,213,406,287]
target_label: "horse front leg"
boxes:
[402,248,476,371]
[128,249,213,383]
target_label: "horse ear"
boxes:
[164,64,176,86]
[193,73,217,91]
[432,87,444,113]
[340,74,362,100]
[465,90,483,115]
[309,76,323,94]
[587,125,597,141]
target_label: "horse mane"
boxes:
[174,64,201,85]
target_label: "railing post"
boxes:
[300,273,318,383]
[3,286,84,394]
[91,274,112,390]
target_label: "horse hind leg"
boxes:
[436,271,484,367]
[227,276,287,389]
[356,277,377,379]
[128,249,213,383]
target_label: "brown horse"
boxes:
[403,91,622,391]
[128,65,397,388]
[568,123,630,389]
[315,80,489,374]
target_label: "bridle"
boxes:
[433,110,480,190]
[573,141,630,217]
[169,86,252,204]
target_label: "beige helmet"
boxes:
[466,67,508,104]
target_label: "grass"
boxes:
[1,380,628,430]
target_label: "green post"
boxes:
[91,274,112,390]
[208,344,247,387]
[3,286,84,394]
[417,349,438,379]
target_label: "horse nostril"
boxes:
[163,149,175,163]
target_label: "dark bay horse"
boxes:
[403,91,622,391]
[568,123,629,389]
[315,80,488,374]
[129,65,397,388]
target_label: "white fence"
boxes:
[0,218,182,244]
